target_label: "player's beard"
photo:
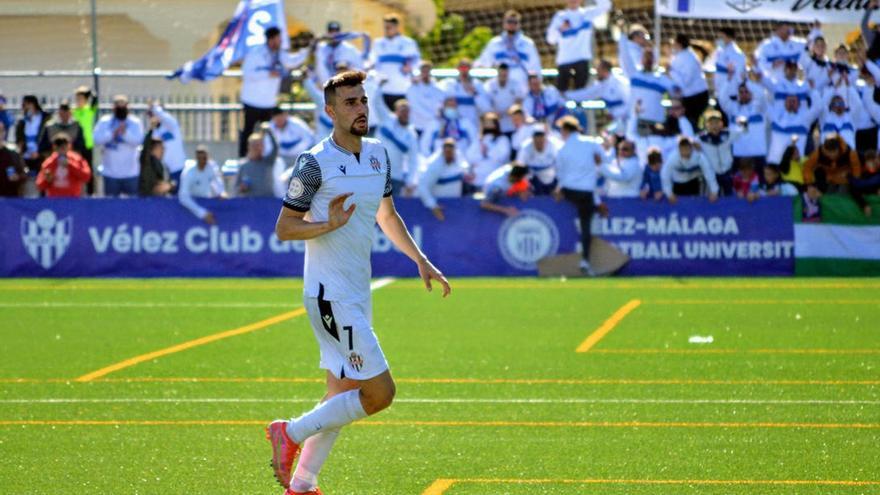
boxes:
[350,116,368,137]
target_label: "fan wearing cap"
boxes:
[660,136,718,204]
[516,124,559,195]
[93,95,144,197]
[38,100,87,159]
[553,115,606,276]
[368,13,421,111]
[417,138,472,221]
[696,109,741,197]
[755,21,807,82]
[314,21,366,86]
[239,26,308,157]
[35,132,91,198]
[484,63,527,136]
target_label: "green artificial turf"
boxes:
[0,278,878,494]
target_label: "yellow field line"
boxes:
[3,376,879,386]
[421,477,880,494]
[74,308,307,382]
[576,300,641,353]
[2,419,878,429]
[591,349,880,355]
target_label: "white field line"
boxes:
[2,397,878,405]
[0,277,398,309]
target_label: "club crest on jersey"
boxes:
[348,352,364,372]
[369,155,382,172]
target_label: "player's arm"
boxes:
[275,152,356,241]
[275,196,354,240]
[375,196,451,297]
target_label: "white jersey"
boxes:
[149,105,186,174]
[618,39,676,124]
[718,81,769,158]
[523,86,564,123]
[241,45,306,108]
[377,116,420,182]
[314,41,364,86]
[475,32,541,92]
[441,78,489,128]
[755,35,807,81]
[369,34,420,95]
[566,74,630,122]
[712,41,746,97]
[516,137,558,185]
[600,156,643,198]
[417,152,469,209]
[668,48,708,98]
[92,115,144,179]
[483,77,527,133]
[283,137,392,303]
[545,0,610,65]
[406,80,445,132]
[178,160,224,219]
[465,134,511,186]
[265,116,314,164]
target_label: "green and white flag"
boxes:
[795,195,880,276]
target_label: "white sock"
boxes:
[286,389,366,444]
[290,427,341,492]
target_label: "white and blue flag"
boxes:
[168,0,289,82]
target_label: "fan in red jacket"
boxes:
[36,132,91,197]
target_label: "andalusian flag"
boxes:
[795,196,880,275]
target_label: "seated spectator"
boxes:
[803,134,862,195]
[0,121,26,197]
[480,163,530,217]
[640,147,664,201]
[138,132,172,197]
[237,123,280,198]
[466,112,511,187]
[38,100,87,159]
[93,95,143,197]
[517,125,559,195]
[179,146,226,224]
[851,150,880,216]
[732,158,760,202]
[760,165,799,197]
[778,141,806,190]
[417,138,471,221]
[661,136,719,204]
[35,133,91,198]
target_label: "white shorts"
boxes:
[304,293,389,381]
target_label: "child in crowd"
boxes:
[639,147,663,201]
[778,140,805,191]
[760,165,799,197]
[733,158,760,202]
[851,150,880,217]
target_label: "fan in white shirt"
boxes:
[546,0,612,91]
[667,34,710,127]
[483,63,527,134]
[600,138,643,198]
[313,22,366,86]
[474,10,541,94]
[711,27,747,101]
[418,138,473,221]
[465,113,512,187]
[565,59,630,133]
[406,61,446,136]
[264,107,315,169]
[516,125,559,195]
[419,96,479,157]
[369,14,420,110]
[178,146,226,223]
[440,59,490,129]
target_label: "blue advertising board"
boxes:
[0,196,794,278]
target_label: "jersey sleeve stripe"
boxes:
[283,153,323,211]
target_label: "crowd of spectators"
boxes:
[3,2,880,243]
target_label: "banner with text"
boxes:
[656,0,869,23]
[1,197,793,278]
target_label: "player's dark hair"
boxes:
[323,70,367,106]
